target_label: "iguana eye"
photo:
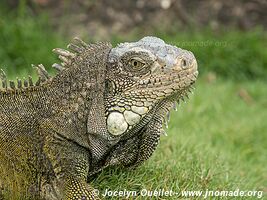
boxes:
[129,59,145,70]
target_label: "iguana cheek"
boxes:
[106,106,149,136]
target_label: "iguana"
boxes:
[0,36,198,200]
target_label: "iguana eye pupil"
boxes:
[129,59,144,69]
[132,60,141,67]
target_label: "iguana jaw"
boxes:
[137,71,197,136]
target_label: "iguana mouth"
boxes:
[116,70,197,139]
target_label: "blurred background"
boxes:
[0,0,266,79]
[0,0,266,199]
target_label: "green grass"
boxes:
[91,77,267,199]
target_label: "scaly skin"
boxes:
[0,37,198,199]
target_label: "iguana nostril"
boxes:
[181,59,187,68]
[171,58,188,71]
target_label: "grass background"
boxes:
[0,3,266,200]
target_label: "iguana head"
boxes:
[105,36,198,137]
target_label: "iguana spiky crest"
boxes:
[0,37,112,95]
